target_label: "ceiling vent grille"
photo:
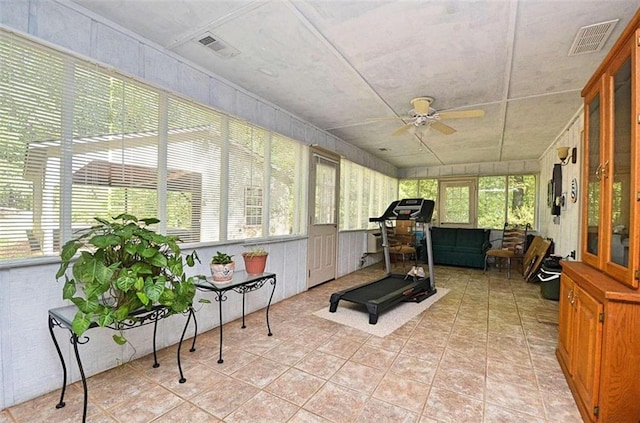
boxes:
[196,32,239,59]
[568,19,619,56]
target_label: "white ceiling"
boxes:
[70,0,638,169]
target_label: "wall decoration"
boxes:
[571,178,578,203]
[551,164,562,216]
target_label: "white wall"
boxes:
[337,230,382,277]
[0,239,307,409]
[537,110,583,258]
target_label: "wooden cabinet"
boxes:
[558,11,640,422]
[557,272,603,419]
[558,263,640,422]
[581,10,640,289]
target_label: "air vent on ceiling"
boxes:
[196,32,239,59]
[568,19,619,56]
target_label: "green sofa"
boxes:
[424,227,491,268]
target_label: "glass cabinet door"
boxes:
[608,56,631,269]
[583,89,602,267]
[603,40,637,288]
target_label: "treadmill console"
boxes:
[370,198,435,223]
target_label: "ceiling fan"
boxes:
[388,97,485,136]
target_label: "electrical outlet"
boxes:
[570,250,576,259]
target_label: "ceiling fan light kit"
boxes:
[391,96,485,137]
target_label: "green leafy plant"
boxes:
[242,245,268,258]
[56,214,201,344]
[210,251,234,264]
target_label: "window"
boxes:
[398,178,438,223]
[269,134,305,236]
[507,175,536,226]
[478,176,507,228]
[439,179,475,227]
[401,175,537,229]
[0,31,306,261]
[244,187,263,227]
[339,160,397,230]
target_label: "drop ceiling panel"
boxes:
[502,92,583,160]
[169,2,391,130]
[509,1,637,98]
[296,0,511,112]
[72,1,254,47]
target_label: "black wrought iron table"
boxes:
[195,271,276,363]
[48,304,196,423]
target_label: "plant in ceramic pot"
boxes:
[210,251,235,282]
[242,246,269,275]
[55,214,200,345]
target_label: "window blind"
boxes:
[0,29,307,261]
[0,33,64,258]
[339,159,398,230]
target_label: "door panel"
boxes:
[572,285,603,414]
[557,274,574,367]
[307,150,339,288]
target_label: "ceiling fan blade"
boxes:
[392,123,414,136]
[365,116,408,122]
[431,121,457,135]
[437,109,485,119]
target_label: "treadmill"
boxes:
[329,198,436,324]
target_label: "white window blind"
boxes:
[0,30,308,261]
[70,62,160,235]
[339,160,398,230]
[167,97,222,243]
[270,134,305,235]
[227,120,266,240]
[0,33,64,258]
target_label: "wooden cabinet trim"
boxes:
[562,262,640,303]
[582,8,640,96]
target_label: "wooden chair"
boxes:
[386,220,416,271]
[484,222,530,278]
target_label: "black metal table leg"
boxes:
[266,278,276,336]
[152,318,160,368]
[70,333,89,423]
[47,317,67,410]
[177,308,194,383]
[217,293,224,363]
[190,308,198,352]
[241,292,246,329]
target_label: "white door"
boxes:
[307,150,339,288]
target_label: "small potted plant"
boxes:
[242,246,269,275]
[210,251,235,282]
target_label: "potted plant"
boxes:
[241,246,269,275]
[55,214,200,345]
[210,251,235,282]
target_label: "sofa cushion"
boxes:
[456,228,489,250]
[431,227,457,247]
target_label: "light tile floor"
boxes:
[2,264,583,422]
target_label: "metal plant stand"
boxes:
[195,271,276,363]
[48,304,196,423]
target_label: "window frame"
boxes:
[438,178,477,228]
